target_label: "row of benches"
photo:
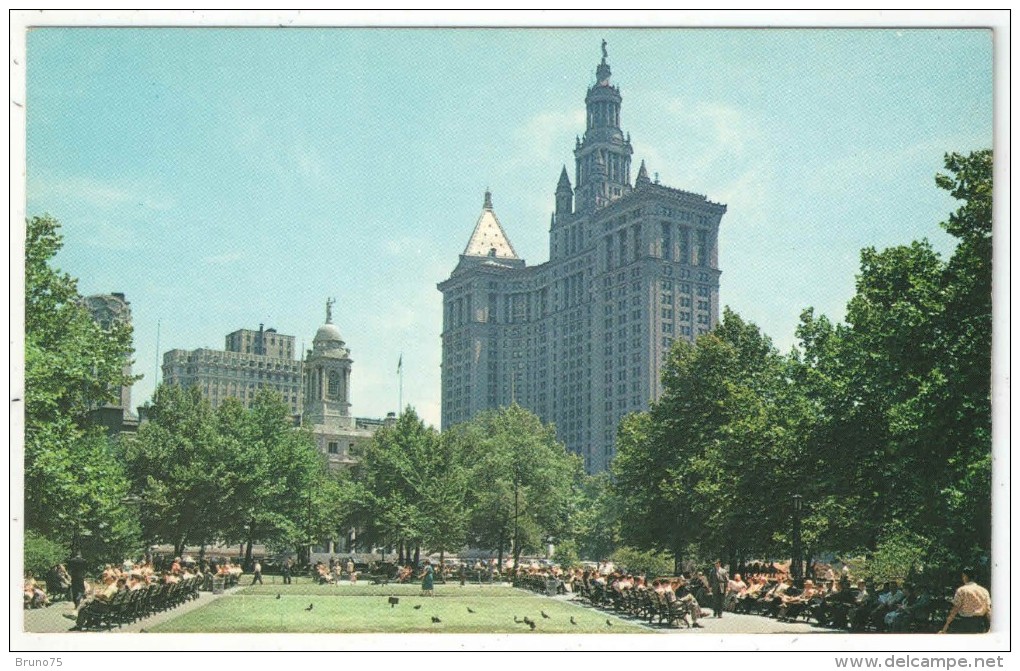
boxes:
[73,576,203,631]
[573,582,695,628]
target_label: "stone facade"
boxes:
[439,47,726,473]
[300,299,394,469]
[162,333,303,415]
[225,325,295,360]
[161,301,393,469]
[82,292,139,435]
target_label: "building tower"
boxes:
[303,297,353,425]
[82,292,139,435]
[572,40,633,215]
[439,44,726,472]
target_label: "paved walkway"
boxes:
[553,593,839,634]
[21,585,244,634]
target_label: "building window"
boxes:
[328,442,339,455]
[328,371,340,398]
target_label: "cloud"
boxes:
[510,108,586,169]
[30,175,176,212]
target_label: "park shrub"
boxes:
[609,546,673,578]
[24,529,66,577]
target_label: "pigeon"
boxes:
[570,616,577,625]
[528,620,536,631]
[541,610,550,619]
[514,616,524,624]
[305,603,314,611]
[276,594,281,600]
[431,616,442,623]
[388,596,400,608]
[523,616,533,625]
[467,607,476,614]
[605,619,612,627]
[413,604,422,610]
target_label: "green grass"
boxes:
[148,583,651,634]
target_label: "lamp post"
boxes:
[791,494,803,582]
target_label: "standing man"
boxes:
[282,558,292,585]
[67,552,87,608]
[251,560,263,585]
[939,569,991,633]
[711,559,729,619]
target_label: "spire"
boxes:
[635,160,650,186]
[326,297,335,323]
[556,166,572,192]
[463,191,519,260]
[596,39,611,85]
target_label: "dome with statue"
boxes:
[312,298,347,353]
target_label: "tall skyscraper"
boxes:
[439,45,726,472]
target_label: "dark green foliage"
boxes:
[611,150,993,574]
[24,530,68,578]
[23,215,141,565]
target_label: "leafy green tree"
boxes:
[23,214,140,564]
[218,389,331,565]
[569,470,620,562]
[122,384,222,557]
[458,404,581,569]
[615,310,811,570]
[353,408,468,564]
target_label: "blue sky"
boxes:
[24,27,993,428]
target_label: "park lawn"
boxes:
[148,583,651,634]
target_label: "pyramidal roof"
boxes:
[462,190,519,260]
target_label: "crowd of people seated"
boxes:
[728,572,950,632]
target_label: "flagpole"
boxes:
[398,353,403,416]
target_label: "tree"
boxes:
[353,408,468,565]
[122,384,222,557]
[217,389,331,564]
[794,149,993,568]
[457,404,580,569]
[23,214,140,564]
[614,309,813,571]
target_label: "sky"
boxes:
[22,24,993,429]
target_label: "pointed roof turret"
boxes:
[635,159,650,186]
[556,166,572,193]
[462,190,519,260]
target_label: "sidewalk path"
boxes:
[22,584,244,634]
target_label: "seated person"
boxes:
[24,573,49,609]
[778,579,819,621]
[669,578,704,628]
[885,584,933,632]
[726,573,747,611]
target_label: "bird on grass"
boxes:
[431,616,442,623]
[570,616,577,626]
[413,604,422,610]
[276,594,281,600]
[513,616,524,624]
[467,607,476,614]
[541,610,550,619]
[605,619,613,627]
[305,603,314,611]
[388,596,400,608]
[528,621,536,631]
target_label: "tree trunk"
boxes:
[413,545,420,569]
[175,536,186,558]
[398,540,405,565]
[245,539,254,571]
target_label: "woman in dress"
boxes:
[421,560,435,596]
